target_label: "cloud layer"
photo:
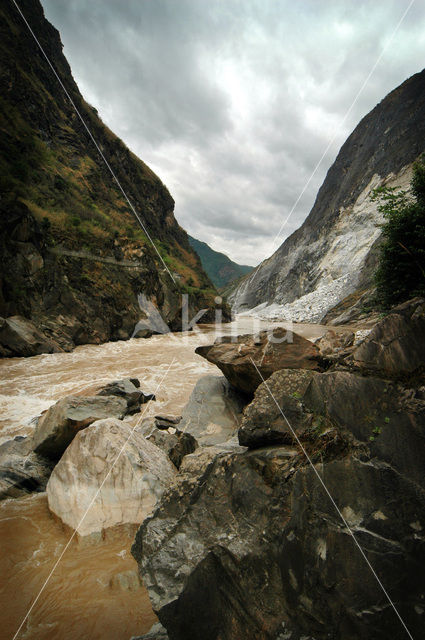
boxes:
[41,0,425,265]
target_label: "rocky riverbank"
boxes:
[132,297,425,640]
[1,303,423,639]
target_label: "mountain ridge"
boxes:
[230,69,425,320]
[188,235,253,289]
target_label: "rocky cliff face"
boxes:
[133,299,425,640]
[0,0,225,353]
[230,70,425,319]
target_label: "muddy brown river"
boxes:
[0,318,332,640]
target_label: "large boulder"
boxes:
[96,377,155,414]
[32,395,128,461]
[0,315,62,357]
[178,375,246,446]
[238,369,315,449]
[0,436,53,500]
[351,297,425,374]
[47,418,176,536]
[195,328,320,395]
[303,370,425,488]
[133,437,425,640]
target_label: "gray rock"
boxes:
[0,315,62,357]
[133,358,425,640]
[179,375,246,445]
[143,423,198,469]
[97,378,155,413]
[303,370,425,488]
[238,369,315,448]
[47,418,176,536]
[351,297,425,374]
[0,436,53,500]
[133,436,425,640]
[32,394,128,461]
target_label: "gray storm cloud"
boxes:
[41,0,425,265]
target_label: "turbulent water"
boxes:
[0,318,330,640]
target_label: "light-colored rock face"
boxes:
[32,395,128,461]
[46,418,176,536]
[231,165,414,322]
[179,375,246,445]
[229,70,425,321]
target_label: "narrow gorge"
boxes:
[1,2,425,640]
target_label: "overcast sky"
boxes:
[41,0,425,266]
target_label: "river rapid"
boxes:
[0,318,331,640]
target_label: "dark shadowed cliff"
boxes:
[0,0,225,353]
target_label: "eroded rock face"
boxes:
[303,370,425,488]
[178,375,247,445]
[239,369,315,448]
[133,343,425,640]
[230,70,425,316]
[0,315,62,357]
[351,297,425,374]
[32,395,128,461]
[133,430,425,640]
[0,436,53,500]
[195,329,320,395]
[47,418,176,536]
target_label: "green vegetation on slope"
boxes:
[372,156,425,308]
[0,0,224,346]
[188,235,253,289]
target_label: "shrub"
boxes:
[372,156,425,308]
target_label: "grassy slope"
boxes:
[188,235,253,289]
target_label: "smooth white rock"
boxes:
[47,418,176,536]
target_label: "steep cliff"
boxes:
[230,70,425,319]
[0,0,224,352]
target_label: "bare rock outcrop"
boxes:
[195,329,320,395]
[178,375,246,445]
[238,369,315,449]
[351,297,425,375]
[32,395,128,461]
[0,436,53,500]
[133,301,425,640]
[0,315,62,357]
[47,418,176,536]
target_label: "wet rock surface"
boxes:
[96,377,155,414]
[195,328,320,395]
[0,436,53,500]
